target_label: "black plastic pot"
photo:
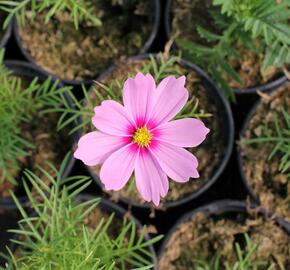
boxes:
[0,60,79,210]
[12,0,160,87]
[237,81,290,215]
[0,19,12,48]
[164,0,288,95]
[158,199,290,266]
[83,53,234,210]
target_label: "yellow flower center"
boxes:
[133,127,152,147]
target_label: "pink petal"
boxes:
[100,144,138,191]
[92,100,135,136]
[155,118,210,147]
[135,150,169,206]
[74,132,126,166]
[150,142,199,182]
[149,76,188,127]
[123,73,156,126]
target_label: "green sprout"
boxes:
[0,155,162,269]
[0,0,102,30]
[245,109,290,176]
[177,0,290,100]
[193,233,275,270]
[0,49,74,185]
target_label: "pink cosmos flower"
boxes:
[74,73,209,206]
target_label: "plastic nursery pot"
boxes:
[0,60,78,210]
[12,0,160,87]
[158,199,290,269]
[237,81,290,225]
[84,53,234,209]
[164,0,288,95]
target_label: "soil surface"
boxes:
[18,1,153,81]
[158,209,290,270]
[170,0,282,89]
[85,56,224,206]
[0,76,71,199]
[239,83,290,223]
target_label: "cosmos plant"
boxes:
[74,73,209,206]
[2,157,161,269]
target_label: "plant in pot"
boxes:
[165,0,290,99]
[0,50,77,208]
[158,200,290,270]
[238,82,290,224]
[0,0,160,85]
[60,53,234,209]
[1,157,161,269]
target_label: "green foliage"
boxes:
[177,20,245,101]
[193,233,275,270]
[177,0,290,100]
[0,0,102,30]
[245,109,290,176]
[0,50,74,184]
[213,0,290,69]
[1,156,161,270]
[56,53,211,135]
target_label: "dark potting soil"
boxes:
[239,83,290,223]
[85,57,224,206]
[170,0,282,89]
[0,76,71,199]
[18,1,153,81]
[158,210,290,270]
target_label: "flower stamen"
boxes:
[133,127,152,147]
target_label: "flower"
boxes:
[74,73,209,206]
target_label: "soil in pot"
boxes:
[169,0,284,90]
[158,206,290,269]
[83,55,225,206]
[0,75,72,200]
[17,1,155,81]
[239,83,290,223]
